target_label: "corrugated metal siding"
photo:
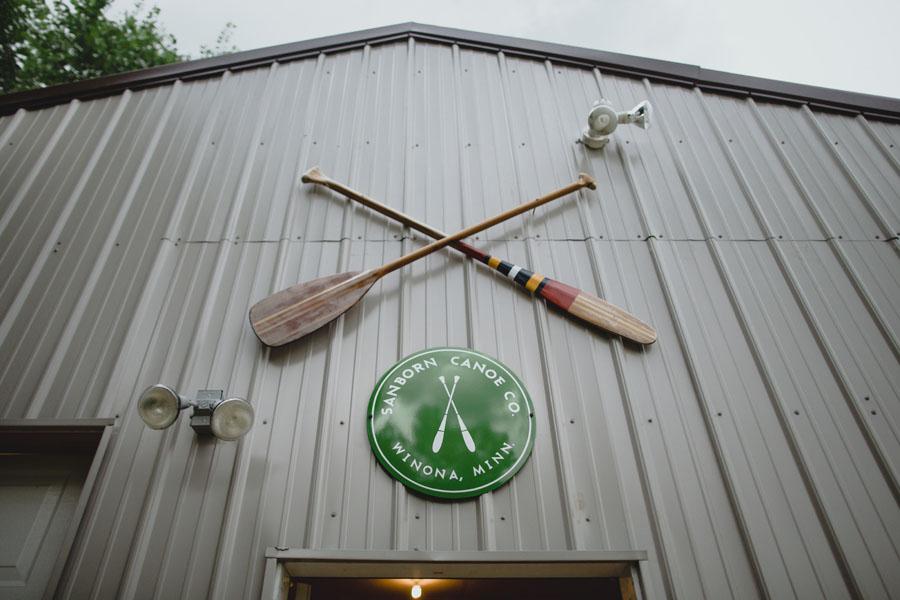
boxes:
[0,38,898,599]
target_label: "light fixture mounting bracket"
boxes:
[189,389,224,436]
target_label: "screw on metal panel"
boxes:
[500,516,505,520]
[864,396,870,401]
[415,515,419,519]
[728,139,733,143]
[871,411,877,415]
[331,512,336,517]
[262,420,267,424]
[585,517,591,522]
[718,235,723,238]
[529,412,534,417]
[647,418,653,423]
[717,412,723,417]
[876,235,881,239]
[838,235,843,239]
[780,141,785,144]
[339,420,344,425]
[793,410,800,415]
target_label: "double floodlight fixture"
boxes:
[137,384,254,441]
[582,98,652,149]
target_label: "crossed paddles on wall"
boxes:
[249,168,657,347]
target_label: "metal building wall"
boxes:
[0,37,898,599]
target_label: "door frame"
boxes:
[0,418,114,600]
[262,548,646,600]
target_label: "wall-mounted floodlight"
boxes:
[582,98,652,149]
[137,384,254,441]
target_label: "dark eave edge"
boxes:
[1,22,898,121]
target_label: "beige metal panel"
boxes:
[1,36,899,600]
[754,101,891,240]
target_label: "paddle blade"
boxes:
[431,427,445,453]
[568,292,657,344]
[249,270,379,347]
[540,278,656,344]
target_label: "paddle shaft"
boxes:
[305,168,561,291]
[372,174,595,278]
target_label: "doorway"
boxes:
[262,549,644,600]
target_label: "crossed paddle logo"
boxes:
[431,375,477,453]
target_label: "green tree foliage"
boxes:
[0,0,237,94]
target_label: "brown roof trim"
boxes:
[2,22,899,120]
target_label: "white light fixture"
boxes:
[137,385,254,441]
[582,98,652,149]
[411,583,422,599]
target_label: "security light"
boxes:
[137,384,188,430]
[136,385,254,441]
[582,98,652,149]
[411,583,422,599]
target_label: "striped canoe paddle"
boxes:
[301,167,657,345]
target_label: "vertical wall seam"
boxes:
[303,48,364,551]
[450,43,494,551]
[495,50,578,550]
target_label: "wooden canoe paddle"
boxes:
[250,173,597,347]
[301,167,657,345]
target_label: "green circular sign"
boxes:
[367,347,535,500]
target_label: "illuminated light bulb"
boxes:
[411,583,422,599]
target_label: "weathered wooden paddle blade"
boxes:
[249,270,379,347]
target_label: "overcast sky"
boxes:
[113,0,900,99]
